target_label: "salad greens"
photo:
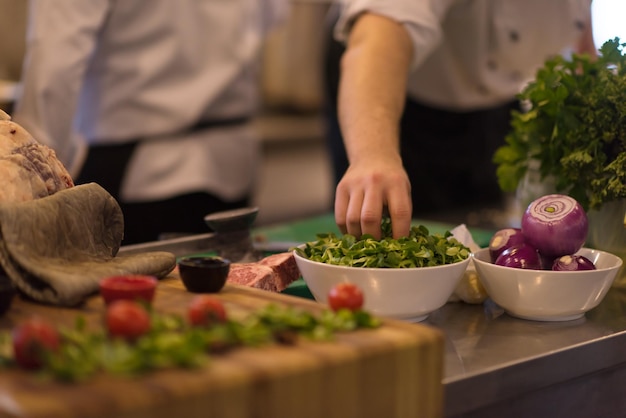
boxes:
[295,219,470,268]
[493,38,626,211]
[0,304,380,382]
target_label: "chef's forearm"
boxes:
[337,13,413,165]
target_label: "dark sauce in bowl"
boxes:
[178,256,231,293]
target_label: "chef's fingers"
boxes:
[385,180,412,239]
[334,185,350,235]
[342,189,366,238]
[360,186,384,240]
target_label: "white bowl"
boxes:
[472,247,623,322]
[293,250,471,322]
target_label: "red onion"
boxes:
[521,194,588,258]
[488,228,525,263]
[539,253,558,271]
[495,243,543,270]
[552,255,596,271]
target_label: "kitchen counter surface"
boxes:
[255,213,626,417]
[430,289,626,417]
[120,213,626,417]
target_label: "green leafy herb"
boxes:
[494,37,626,211]
[0,304,380,382]
[295,222,470,268]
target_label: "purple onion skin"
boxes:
[488,228,525,263]
[552,255,597,271]
[539,253,558,271]
[495,243,543,270]
[521,194,588,258]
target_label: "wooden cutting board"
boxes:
[0,271,444,418]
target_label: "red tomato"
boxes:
[105,300,151,340]
[187,295,227,327]
[12,318,60,370]
[99,275,157,306]
[327,283,364,312]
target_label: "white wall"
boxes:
[592,0,626,49]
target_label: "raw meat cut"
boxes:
[258,252,300,289]
[227,252,301,292]
[227,264,278,291]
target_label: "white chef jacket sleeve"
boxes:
[334,0,458,71]
[13,0,111,175]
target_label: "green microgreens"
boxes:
[295,220,470,268]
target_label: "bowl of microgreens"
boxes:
[293,220,471,322]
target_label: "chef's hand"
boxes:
[334,154,412,240]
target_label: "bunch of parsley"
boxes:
[494,37,626,211]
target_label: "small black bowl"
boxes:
[178,256,231,293]
[0,275,16,316]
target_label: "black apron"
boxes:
[74,117,250,244]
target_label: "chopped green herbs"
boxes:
[295,223,470,268]
[494,38,626,211]
[0,304,380,382]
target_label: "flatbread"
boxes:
[0,183,176,306]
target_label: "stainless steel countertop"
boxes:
[120,235,626,416]
[429,287,626,416]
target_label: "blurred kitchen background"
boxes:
[1,0,624,229]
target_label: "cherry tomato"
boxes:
[12,317,60,370]
[105,300,151,340]
[99,275,157,306]
[327,283,364,312]
[187,295,227,327]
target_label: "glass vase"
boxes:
[586,199,626,288]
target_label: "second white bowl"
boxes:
[472,247,622,321]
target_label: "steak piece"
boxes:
[0,112,74,203]
[227,264,278,291]
[227,252,301,292]
[258,252,300,289]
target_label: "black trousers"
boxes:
[75,142,248,245]
[326,96,519,216]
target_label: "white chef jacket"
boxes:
[14,0,288,202]
[335,0,592,110]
